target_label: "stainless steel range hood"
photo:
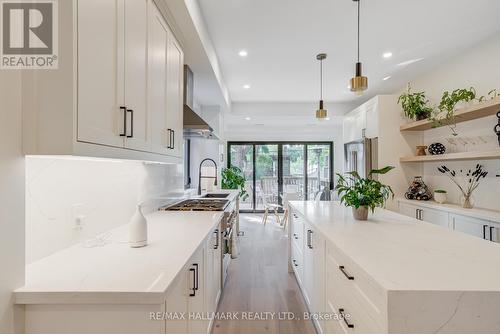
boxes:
[183,65,218,139]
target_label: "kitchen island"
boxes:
[288,200,500,334]
[14,190,240,334]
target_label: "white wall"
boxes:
[189,138,223,191]
[395,33,500,210]
[224,102,354,178]
[0,72,25,334]
[25,157,184,264]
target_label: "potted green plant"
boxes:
[398,83,433,120]
[430,87,476,136]
[221,166,249,200]
[433,189,447,204]
[336,166,395,221]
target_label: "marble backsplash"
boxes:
[25,156,184,264]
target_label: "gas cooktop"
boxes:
[160,199,229,212]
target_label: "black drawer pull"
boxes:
[338,308,354,328]
[490,226,495,242]
[189,267,196,297]
[483,225,488,240]
[292,259,298,267]
[126,109,134,138]
[193,263,199,291]
[307,229,313,249]
[293,233,298,240]
[119,106,127,137]
[339,265,354,280]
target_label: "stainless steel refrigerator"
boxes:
[344,137,378,179]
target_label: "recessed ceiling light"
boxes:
[245,117,251,121]
[382,76,391,81]
[325,117,330,121]
[243,84,251,89]
[238,50,248,57]
[397,58,424,67]
[383,52,393,58]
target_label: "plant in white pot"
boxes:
[336,166,395,221]
[434,189,447,204]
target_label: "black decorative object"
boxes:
[405,176,432,201]
[428,142,446,155]
[495,111,500,147]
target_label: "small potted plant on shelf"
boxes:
[221,166,249,200]
[336,166,395,221]
[430,87,476,136]
[398,83,434,121]
[433,189,447,204]
[437,164,488,209]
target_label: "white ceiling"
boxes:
[197,0,500,104]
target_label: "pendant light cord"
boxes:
[357,0,360,62]
[320,59,323,100]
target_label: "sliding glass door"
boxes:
[227,142,333,213]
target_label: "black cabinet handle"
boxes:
[172,129,175,149]
[167,129,172,149]
[338,308,354,328]
[189,267,196,297]
[292,259,298,267]
[293,233,298,240]
[119,106,127,137]
[339,265,355,280]
[415,209,419,220]
[126,109,134,138]
[214,229,219,249]
[307,229,313,249]
[193,263,199,291]
[483,225,488,240]
[490,226,495,242]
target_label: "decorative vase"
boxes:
[460,194,475,209]
[416,146,428,156]
[405,176,432,201]
[352,206,369,221]
[434,192,447,204]
[428,143,446,155]
[129,204,148,248]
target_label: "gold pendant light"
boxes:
[350,0,368,95]
[316,53,328,120]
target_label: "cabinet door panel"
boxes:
[452,214,489,240]
[420,207,449,228]
[124,0,150,151]
[188,247,207,334]
[165,269,189,334]
[166,34,184,157]
[149,4,169,154]
[77,0,125,148]
[398,202,419,219]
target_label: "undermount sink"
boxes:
[201,193,230,199]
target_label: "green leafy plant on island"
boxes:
[429,87,476,136]
[336,166,395,212]
[398,83,433,120]
[221,166,249,200]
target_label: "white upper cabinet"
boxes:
[165,34,184,158]
[23,0,184,162]
[343,97,378,143]
[77,0,125,148]
[123,0,150,151]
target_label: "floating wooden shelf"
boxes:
[400,150,500,163]
[400,97,500,132]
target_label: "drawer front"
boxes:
[291,242,304,287]
[324,293,383,334]
[326,243,386,330]
[291,210,304,250]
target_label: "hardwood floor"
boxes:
[212,214,316,334]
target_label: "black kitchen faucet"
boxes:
[198,158,218,195]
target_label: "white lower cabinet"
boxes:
[398,200,500,242]
[290,211,325,334]
[205,227,222,331]
[398,202,449,228]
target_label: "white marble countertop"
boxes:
[14,210,224,305]
[289,201,500,291]
[397,197,500,223]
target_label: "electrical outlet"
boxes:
[71,203,87,231]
